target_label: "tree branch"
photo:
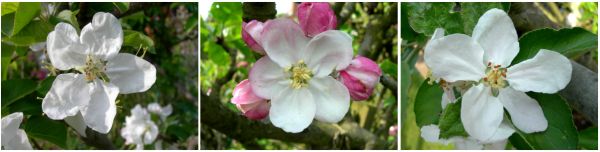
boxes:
[200,91,385,149]
[380,74,398,99]
[80,128,116,149]
[559,61,598,125]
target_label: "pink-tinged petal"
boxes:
[232,79,267,105]
[506,49,572,93]
[236,100,270,120]
[261,19,310,67]
[388,125,398,136]
[338,56,382,101]
[249,57,290,99]
[498,87,547,133]
[461,84,504,142]
[298,2,337,37]
[309,77,350,123]
[424,34,486,82]
[242,20,265,54]
[472,8,519,67]
[269,87,316,133]
[304,30,353,77]
[46,23,87,70]
[42,73,90,120]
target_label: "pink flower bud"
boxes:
[297,2,337,37]
[389,125,398,136]
[242,20,265,54]
[338,56,382,101]
[232,79,269,120]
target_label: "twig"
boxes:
[80,128,116,149]
[380,74,398,99]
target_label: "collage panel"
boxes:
[400,2,598,150]
[200,2,399,150]
[1,2,198,150]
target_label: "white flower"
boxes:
[148,102,173,121]
[424,9,572,142]
[1,112,33,150]
[121,105,159,150]
[43,12,157,134]
[420,124,509,150]
[249,18,353,133]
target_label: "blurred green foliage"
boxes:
[1,2,198,149]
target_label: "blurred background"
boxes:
[1,2,198,149]
[401,2,598,150]
[200,2,398,150]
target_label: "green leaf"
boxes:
[1,2,18,16]
[112,2,129,12]
[8,94,42,116]
[55,10,80,31]
[459,2,505,34]
[414,78,443,127]
[1,2,41,36]
[37,76,56,96]
[2,20,53,46]
[578,127,597,150]
[406,2,463,36]
[379,59,397,78]
[509,93,578,150]
[438,99,468,139]
[400,3,417,41]
[123,30,155,54]
[23,115,68,148]
[206,41,230,66]
[405,2,506,36]
[512,27,598,64]
[1,79,38,108]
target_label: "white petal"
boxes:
[3,129,33,150]
[498,87,548,133]
[1,112,23,145]
[249,57,290,99]
[431,28,445,40]
[42,73,90,120]
[303,30,353,77]
[506,49,572,93]
[461,84,504,142]
[484,139,508,150]
[46,23,87,70]
[106,53,156,94]
[142,121,158,144]
[80,12,123,61]
[64,112,88,138]
[260,19,310,67]
[308,77,350,123]
[269,87,316,133]
[482,119,515,144]
[424,34,486,82]
[420,124,440,142]
[453,137,483,150]
[472,8,519,67]
[81,80,119,133]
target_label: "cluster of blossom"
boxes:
[121,102,172,150]
[232,2,382,133]
[419,9,572,149]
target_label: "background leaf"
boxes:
[512,27,598,64]
[438,100,468,139]
[508,93,578,150]
[2,20,53,46]
[578,127,597,150]
[112,2,129,13]
[23,115,68,148]
[123,30,155,54]
[1,79,38,108]
[413,79,443,127]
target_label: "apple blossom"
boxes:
[242,20,265,54]
[298,2,337,37]
[121,105,159,150]
[338,56,382,101]
[231,79,270,120]
[420,123,512,150]
[43,12,156,134]
[1,112,33,150]
[148,102,173,121]
[424,8,572,142]
[249,18,352,133]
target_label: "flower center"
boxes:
[288,60,312,89]
[83,55,109,83]
[482,62,507,96]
